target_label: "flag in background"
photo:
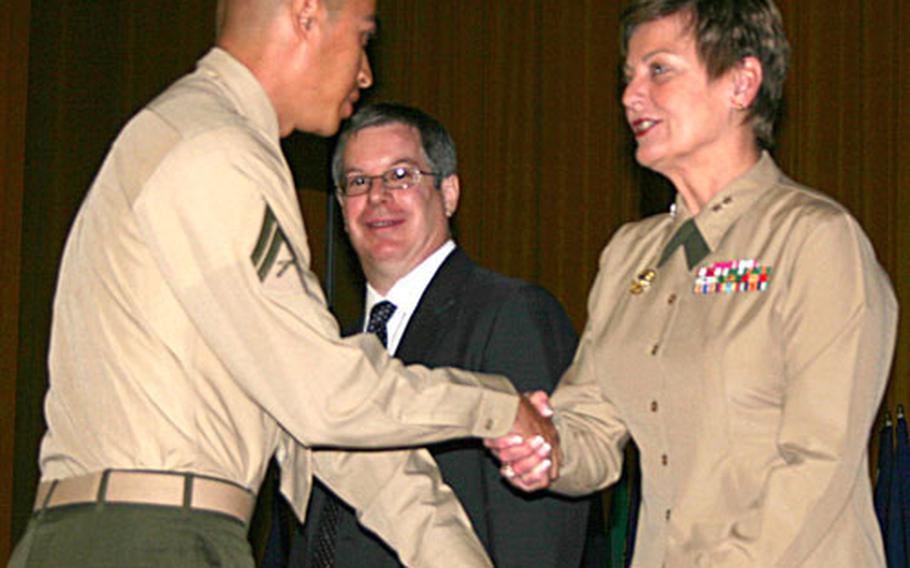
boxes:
[895,406,910,568]
[875,411,893,550]
[605,443,640,567]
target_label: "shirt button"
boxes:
[661,454,668,466]
[667,294,677,305]
[651,344,660,355]
[484,418,494,430]
[650,401,659,412]
[665,508,672,521]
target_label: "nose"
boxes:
[357,53,373,89]
[621,74,643,112]
[365,177,389,203]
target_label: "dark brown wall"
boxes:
[1,0,31,560]
[773,0,910,410]
[3,0,909,559]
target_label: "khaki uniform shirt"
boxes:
[551,153,898,567]
[39,48,519,567]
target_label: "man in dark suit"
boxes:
[285,102,595,567]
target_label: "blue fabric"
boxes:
[875,415,893,550]
[895,409,910,568]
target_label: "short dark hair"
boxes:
[332,103,457,189]
[621,0,790,149]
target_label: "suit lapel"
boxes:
[395,248,474,365]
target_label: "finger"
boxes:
[493,442,542,464]
[508,452,551,476]
[528,435,553,457]
[525,391,554,417]
[513,459,554,491]
[547,450,560,480]
[506,476,544,492]
[483,435,523,451]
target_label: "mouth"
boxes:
[365,218,404,230]
[631,118,660,138]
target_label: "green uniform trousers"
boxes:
[8,503,254,567]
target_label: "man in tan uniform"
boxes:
[8,1,555,566]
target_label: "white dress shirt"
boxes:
[364,240,456,355]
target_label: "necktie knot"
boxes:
[367,300,397,348]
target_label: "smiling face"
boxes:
[339,122,459,293]
[622,12,742,178]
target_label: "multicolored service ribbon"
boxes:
[693,259,771,295]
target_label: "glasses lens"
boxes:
[383,166,419,189]
[342,174,369,196]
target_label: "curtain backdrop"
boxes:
[0,0,31,560]
[3,0,908,560]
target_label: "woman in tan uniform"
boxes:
[490,0,898,566]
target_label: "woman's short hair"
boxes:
[621,0,790,149]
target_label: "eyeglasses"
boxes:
[338,166,438,197]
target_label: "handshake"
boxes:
[484,392,559,492]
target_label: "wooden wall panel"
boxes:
[776,1,908,414]
[1,0,30,560]
[896,0,910,409]
[538,0,639,326]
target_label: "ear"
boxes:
[293,0,322,37]
[440,174,460,218]
[731,56,763,110]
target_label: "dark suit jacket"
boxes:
[289,248,593,567]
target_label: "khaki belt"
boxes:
[33,470,255,524]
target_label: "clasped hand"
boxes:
[484,391,559,492]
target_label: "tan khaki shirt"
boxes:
[38,48,518,567]
[551,153,898,567]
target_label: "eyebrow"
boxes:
[345,158,421,175]
[642,48,677,61]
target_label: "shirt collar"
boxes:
[196,47,281,142]
[671,151,782,254]
[365,240,457,328]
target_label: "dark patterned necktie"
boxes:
[309,300,397,567]
[658,218,710,270]
[366,300,397,348]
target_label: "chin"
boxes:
[635,147,661,169]
[317,119,343,137]
[636,143,677,173]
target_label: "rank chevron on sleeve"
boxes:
[250,207,294,282]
